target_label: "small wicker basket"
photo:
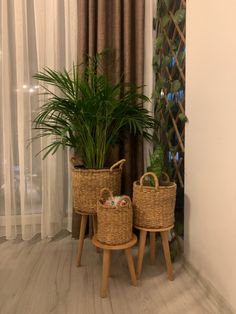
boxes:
[72,159,125,214]
[133,172,177,229]
[97,188,133,245]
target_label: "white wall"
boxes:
[185,0,236,311]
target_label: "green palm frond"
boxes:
[32,53,155,168]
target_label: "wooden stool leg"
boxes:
[160,231,174,281]
[150,232,156,265]
[136,230,147,279]
[92,215,100,253]
[125,248,137,286]
[101,250,111,298]
[76,215,88,267]
[92,215,97,234]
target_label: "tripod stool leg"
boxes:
[136,230,147,279]
[160,231,174,281]
[150,232,156,265]
[125,248,137,286]
[76,215,88,267]
[101,249,111,298]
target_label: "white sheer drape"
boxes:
[0,0,78,240]
[143,0,155,170]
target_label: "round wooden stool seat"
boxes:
[92,234,137,298]
[134,225,174,281]
[92,234,137,250]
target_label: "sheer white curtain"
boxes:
[0,0,78,240]
[143,0,155,170]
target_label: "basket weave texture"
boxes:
[72,159,125,214]
[133,172,177,229]
[97,188,133,245]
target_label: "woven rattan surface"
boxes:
[133,172,176,229]
[72,159,125,214]
[97,188,133,245]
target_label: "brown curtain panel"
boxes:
[72,0,145,238]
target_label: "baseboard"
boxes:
[183,257,236,314]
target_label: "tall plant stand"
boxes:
[76,210,97,267]
[92,234,137,298]
[135,225,174,281]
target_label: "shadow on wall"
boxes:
[184,193,191,254]
[183,194,236,314]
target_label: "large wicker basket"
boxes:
[72,159,125,214]
[133,172,177,229]
[97,188,133,245]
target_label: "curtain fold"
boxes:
[72,0,145,238]
[0,0,78,240]
[143,0,155,170]
[0,0,147,240]
[77,0,145,195]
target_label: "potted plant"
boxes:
[32,54,155,213]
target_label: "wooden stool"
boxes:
[76,210,97,267]
[92,234,137,298]
[135,225,174,281]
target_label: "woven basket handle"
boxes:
[117,195,131,207]
[160,172,170,184]
[100,188,113,201]
[70,157,77,166]
[70,156,83,167]
[110,159,126,171]
[70,157,75,165]
[140,172,159,190]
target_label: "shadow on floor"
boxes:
[50,229,71,242]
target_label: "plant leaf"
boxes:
[178,50,185,65]
[163,0,173,9]
[171,80,181,92]
[156,35,164,49]
[174,9,186,24]
[32,53,156,168]
[178,113,188,122]
[155,77,165,95]
[162,14,170,27]
[153,54,161,69]
[166,99,174,111]
[162,55,172,67]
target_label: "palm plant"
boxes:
[33,55,155,169]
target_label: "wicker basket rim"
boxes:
[72,167,121,173]
[98,194,131,210]
[98,204,130,211]
[133,180,177,189]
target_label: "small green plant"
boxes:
[151,1,186,244]
[152,0,187,188]
[32,54,155,168]
[147,145,165,185]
